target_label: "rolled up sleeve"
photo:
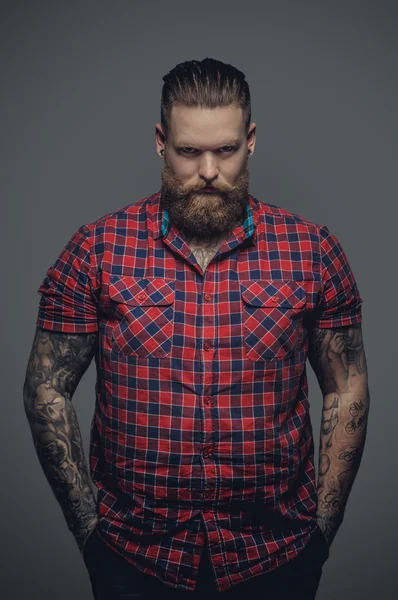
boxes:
[36,225,98,333]
[312,225,363,329]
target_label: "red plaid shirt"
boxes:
[36,192,363,591]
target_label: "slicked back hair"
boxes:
[160,57,251,141]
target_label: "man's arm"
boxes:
[308,322,370,548]
[23,326,98,554]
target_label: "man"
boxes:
[23,58,369,600]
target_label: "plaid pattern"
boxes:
[109,275,175,357]
[36,192,363,592]
[241,280,307,361]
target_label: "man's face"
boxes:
[157,104,256,239]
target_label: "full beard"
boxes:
[159,157,250,239]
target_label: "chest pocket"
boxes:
[241,280,306,362]
[109,275,175,358]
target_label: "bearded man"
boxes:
[23,57,369,600]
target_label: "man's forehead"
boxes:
[169,104,244,145]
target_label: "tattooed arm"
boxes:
[23,326,98,554]
[308,323,370,548]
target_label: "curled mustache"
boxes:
[172,178,239,198]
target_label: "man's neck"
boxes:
[180,220,242,272]
[185,234,225,273]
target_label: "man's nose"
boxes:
[198,154,219,182]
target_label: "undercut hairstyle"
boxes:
[160,57,251,140]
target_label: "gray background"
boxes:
[1,0,396,598]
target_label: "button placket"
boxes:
[202,447,213,459]
[201,280,216,518]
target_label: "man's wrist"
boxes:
[317,512,343,547]
[74,517,99,553]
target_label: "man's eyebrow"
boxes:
[175,138,241,148]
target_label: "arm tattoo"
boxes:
[308,323,369,547]
[307,328,328,388]
[23,327,98,551]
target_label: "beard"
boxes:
[159,156,250,239]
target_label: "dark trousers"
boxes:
[83,527,329,600]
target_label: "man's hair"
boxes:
[160,57,251,140]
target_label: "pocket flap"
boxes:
[109,276,175,306]
[241,280,306,308]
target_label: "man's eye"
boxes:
[180,147,235,155]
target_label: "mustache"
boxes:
[175,180,239,196]
[160,161,249,198]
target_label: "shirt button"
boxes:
[204,343,211,351]
[204,396,212,404]
[137,293,146,300]
[203,505,210,513]
[204,294,212,302]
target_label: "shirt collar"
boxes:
[150,191,260,244]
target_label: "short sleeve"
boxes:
[312,225,363,329]
[36,225,98,333]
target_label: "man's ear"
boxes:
[247,123,256,155]
[155,123,166,155]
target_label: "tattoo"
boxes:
[23,327,98,551]
[345,399,368,434]
[318,453,330,476]
[319,475,341,511]
[308,323,369,547]
[317,393,339,510]
[180,218,243,273]
[308,328,328,388]
[310,328,328,361]
[338,445,363,469]
[320,393,339,447]
[181,230,227,273]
